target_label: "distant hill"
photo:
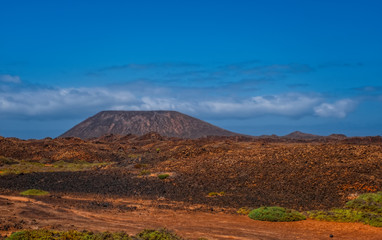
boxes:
[283,131,322,140]
[59,111,240,139]
[282,131,348,141]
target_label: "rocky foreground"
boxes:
[0,134,381,211]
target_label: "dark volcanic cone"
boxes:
[59,110,240,139]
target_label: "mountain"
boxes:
[327,134,347,140]
[283,131,322,140]
[59,111,240,139]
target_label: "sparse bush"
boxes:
[0,156,18,166]
[136,228,183,240]
[345,191,382,213]
[208,192,225,197]
[134,163,148,169]
[20,189,49,196]
[140,169,151,175]
[158,174,170,179]
[308,191,382,227]
[248,206,306,222]
[7,228,185,240]
[128,154,142,159]
[237,207,252,215]
[6,229,132,240]
[0,159,110,176]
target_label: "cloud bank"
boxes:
[0,74,21,84]
[0,80,356,120]
[0,61,362,122]
[314,99,357,118]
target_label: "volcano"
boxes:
[59,110,240,139]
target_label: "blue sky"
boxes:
[1,0,382,139]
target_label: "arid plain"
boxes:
[1,133,381,239]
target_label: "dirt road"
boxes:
[1,194,381,240]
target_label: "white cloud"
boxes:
[0,87,136,118]
[0,74,21,83]
[0,82,357,120]
[201,93,321,117]
[314,99,357,118]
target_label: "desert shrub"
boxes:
[345,191,382,213]
[0,156,18,166]
[128,154,142,160]
[248,206,306,222]
[308,191,382,227]
[134,163,148,169]
[0,160,110,176]
[308,209,382,227]
[6,229,131,240]
[136,228,183,240]
[237,207,252,215]
[208,192,225,197]
[20,189,49,196]
[140,170,151,175]
[7,228,188,240]
[158,174,170,179]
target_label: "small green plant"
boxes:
[237,207,252,215]
[308,191,382,227]
[20,189,50,196]
[136,228,183,240]
[158,173,170,179]
[208,191,225,197]
[140,169,151,175]
[248,206,306,222]
[156,148,160,153]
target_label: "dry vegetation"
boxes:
[0,134,381,210]
[0,134,381,238]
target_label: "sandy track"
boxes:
[1,194,381,240]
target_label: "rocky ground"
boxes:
[1,194,382,240]
[0,134,381,239]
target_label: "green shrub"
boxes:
[208,192,225,197]
[345,192,382,213]
[6,229,131,240]
[308,209,382,227]
[20,189,49,196]
[136,228,183,240]
[7,229,187,240]
[248,206,306,222]
[158,174,170,179]
[308,191,382,227]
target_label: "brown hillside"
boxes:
[59,111,239,139]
